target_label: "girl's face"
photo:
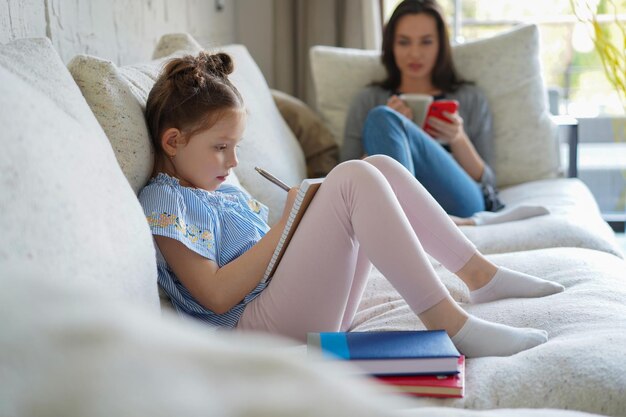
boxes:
[392,13,440,84]
[171,109,246,191]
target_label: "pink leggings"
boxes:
[237,155,477,342]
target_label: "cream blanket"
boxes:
[352,247,626,416]
[1,262,611,417]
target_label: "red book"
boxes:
[376,356,465,398]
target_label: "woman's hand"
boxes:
[426,111,485,181]
[386,95,413,120]
[425,111,468,145]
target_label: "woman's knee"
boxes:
[364,105,399,130]
[362,107,408,152]
[364,106,427,146]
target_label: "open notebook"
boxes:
[262,178,324,283]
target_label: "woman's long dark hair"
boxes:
[375,0,468,93]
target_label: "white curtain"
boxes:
[237,0,381,107]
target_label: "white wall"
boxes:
[0,0,236,65]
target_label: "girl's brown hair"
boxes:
[376,0,468,93]
[145,51,243,158]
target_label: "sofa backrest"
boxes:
[310,24,560,188]
[0,38,159,312]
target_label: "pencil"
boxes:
[254,167,291,191]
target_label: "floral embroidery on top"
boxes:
[247,198,262,214]
[146,212,214,249]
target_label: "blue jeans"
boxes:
[362,106,485,217]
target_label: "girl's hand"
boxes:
[280,187,300,223]
[425,111,468,146]
[386,95,413,120]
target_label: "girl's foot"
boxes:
[451,315,548,357]
[469,267,564,304]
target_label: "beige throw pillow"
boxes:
[68,35,205,195]
[310,24,560,188]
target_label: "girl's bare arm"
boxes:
[156,187,299,314]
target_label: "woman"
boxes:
[342,0,503,219]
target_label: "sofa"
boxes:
[1,22,625,417]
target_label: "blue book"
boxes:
[307,330,461,376]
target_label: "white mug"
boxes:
[398,93,433,126]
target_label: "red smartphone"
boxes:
[423,100,459,132]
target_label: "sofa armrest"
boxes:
[552,115,579,178]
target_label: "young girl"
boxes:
[343,0,502,219]
[138,51,564,358]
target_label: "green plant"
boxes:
[571,0,626,214]
[571,0,626,112]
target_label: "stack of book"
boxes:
[307,330,464,398]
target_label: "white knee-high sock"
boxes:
[470,267,564,304]
[451,315,548,358]
[471,205,550,226]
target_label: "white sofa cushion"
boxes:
[310,24,560,188]
[463,178,623,257]
[0,38,159,312]
[69,34,307,225]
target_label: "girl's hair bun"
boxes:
[198,51,234,77]
[162,51,234,90]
